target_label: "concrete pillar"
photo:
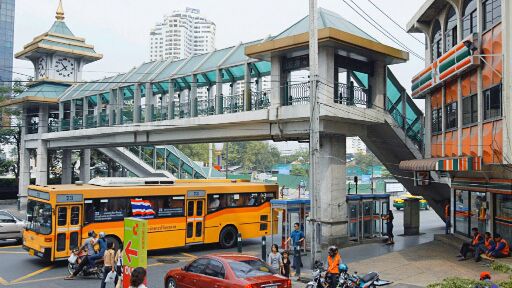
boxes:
[168,79,175,119]
[403,198,420,235]
[190,75,198,117]
[62,149,72,184]
[116,88,123,124]
[244,62,252,111]
[215,69,223,114]
[79,149,91,183]
[369,61,386,109]
[58,102,64,132]
[145,83,153,122]
[425,96,432,158]
[18,106,30,208]
[96,94,103,126]
[318,47,335,102]
[83,97,88,128]
[35,144,48,186]
[134,84,141,123]
[70,99,76,130]
[317,134,348,247]
[502,0,512,163]
[270,56,282,107]
[108,89,116,126]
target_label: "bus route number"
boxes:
[57,194,83,203]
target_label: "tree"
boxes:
[351,151,381,174]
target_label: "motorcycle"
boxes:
[306,261,327,288]
[67,249,104,279]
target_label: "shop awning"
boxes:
[399,156,483,172]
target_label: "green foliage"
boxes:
[491,262,512,274]
[427,277,484,288]
[290,164,308,176]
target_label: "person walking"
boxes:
[129,267,147,288]
[382,210,394,245]
[101,241,116,288]
[444,203,451,234]
[115,244,124,286]
[267,244,283,274]
[284,223,304,281]
[281,251,291,278]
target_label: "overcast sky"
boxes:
[12,0,427,152]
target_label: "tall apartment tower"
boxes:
[149,7,216,62]
[0,0,15,88]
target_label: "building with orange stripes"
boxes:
[401,0,512,240]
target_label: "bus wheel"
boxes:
[219,226,237,249]
[105,235,121,251]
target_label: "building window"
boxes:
[455,190,470,236]
[432,108,442,133]
[462,0,477,38]
[446,102,458,129]
[484,84,502,120]
[483,0,502,31]
[432,20,442,60]
[495,194,512,243]
[462,94,478,125]
[445,7,458,52]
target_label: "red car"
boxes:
[164,254,292,288]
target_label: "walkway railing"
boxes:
[284,82,310,105]
[196,98,216,116]
[251,90,271,110]
[385,98,424,151]
[222,93,244,114]
[335,82,370,107]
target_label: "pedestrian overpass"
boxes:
[6,7,450,247]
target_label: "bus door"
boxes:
[54,205,82,259]
[186,198,205,244]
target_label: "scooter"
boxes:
[67,249,104,279]
[338,267,392,288]
[305,261,327,288]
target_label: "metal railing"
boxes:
[251,90,271,110]
[222,93,244,114]
[284,82,310,105]
[197,98,216,116]
[335,82,370,107]
[385,98,423,151]
[85,115,97,128]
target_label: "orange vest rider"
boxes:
[472,233,483,246]
[327,253,341,274]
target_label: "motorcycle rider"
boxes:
[326,246,341,288]
[88,232,107,267]
[65,230,98,280]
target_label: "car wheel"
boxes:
[219,226,238,249]
[167,277,177,288]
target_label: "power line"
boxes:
[366,0,425,45]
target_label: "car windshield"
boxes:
[228,259,275,278]
[26,200,52,235]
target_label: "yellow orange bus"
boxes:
[22,178,278,262]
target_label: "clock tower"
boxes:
[15,0,102,83]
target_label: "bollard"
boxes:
[237,233,242,253]
[261,236,267,262]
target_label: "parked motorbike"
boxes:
[306,261,327,288]
[67,249,104,279]
[338,266,392,288]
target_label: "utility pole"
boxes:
[309,0,321,266]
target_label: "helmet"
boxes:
[339,263,348,273]
[99,232,106,238]
[328,245,338,256]
[480,271,491,280]
[88,230,96,237]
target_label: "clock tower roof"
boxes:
[15,0,102,64]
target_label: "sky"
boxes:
[12,0,428,152]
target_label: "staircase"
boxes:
[354,69,451,219]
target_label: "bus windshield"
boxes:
[27,200,52,235]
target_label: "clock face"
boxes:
[37,58,46,78]
[54,57,75,78]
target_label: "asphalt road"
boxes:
[0,202,444,288]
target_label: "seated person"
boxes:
[458,227,483,260]
[209,197,220,211]
[487,233,509,259]
[475,232,495,262]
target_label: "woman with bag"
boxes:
[115,244,124,286]
[101,241,116,288]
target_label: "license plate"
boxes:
[262,285,278,288]
[29,249,34,256]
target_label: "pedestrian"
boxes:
[101,241,116,288]
[458,227,483,260]
[445,203,451,234]
[281,250,291,278]
[129,267,147,288]
[284,222,304,281]
[475,232,495,262]
[267,244,283,273]
[382,210,394,245]
[326,246,341,288]
[115,243,124,286]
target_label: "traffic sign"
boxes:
[122,218,148,288]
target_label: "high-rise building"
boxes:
[149,7,216,62]
[0,0,15,88]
